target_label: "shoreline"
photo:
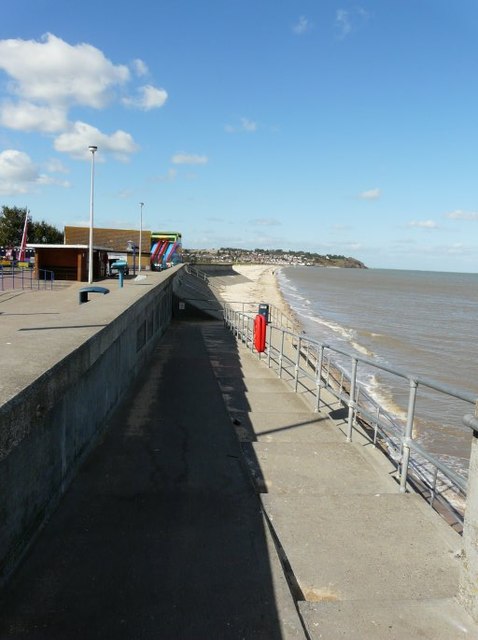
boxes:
[212,263,468,521]
[215,264,302,332]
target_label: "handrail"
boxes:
[223,302,477,524]
[0,265,54,291]
[463,414,478,434]
[37,269,55,290]
[184,264,209,282]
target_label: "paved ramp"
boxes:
[204,327,478,639]
[1,318,478,639]
[0,321,304,639]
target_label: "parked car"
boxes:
[108,261,129,277]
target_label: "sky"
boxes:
[0,0,478,272]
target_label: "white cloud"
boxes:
[36,174,70,188]
[293,16,313,35]
[132,58,148,77]
[224,117,258,133]
[336,10,352,38]
[0,34,166,163]
[153,168,178,183]
[359,188,381,200]
[122,84,168,110]
[54,121,139,161]
[336,8,370,39]
[447,243,465,254]
[0,33,129,109]
[408,220,439,229]
[445,209,478,221]
[45,158,69,173]
[171,153,208,165]
[0,149,69,194]
[241,117,257,132]
[0,100,68,132]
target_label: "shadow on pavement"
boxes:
[0,319,287,639]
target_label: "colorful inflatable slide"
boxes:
[150,231,182,271]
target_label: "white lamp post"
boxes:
[88,145,97,284]
[138,202,144,274]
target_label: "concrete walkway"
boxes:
[215,331,478,639]
[1,312,478,638]
[0,320,304,639]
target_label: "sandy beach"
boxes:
[214,264,300,330]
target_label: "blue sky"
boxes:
[1,1,478,271]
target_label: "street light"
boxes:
[138,202,144,274]
[88,145,97,284]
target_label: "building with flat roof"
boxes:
[27,244,109,282]
[64,226,182,272]
[64,226,151,273]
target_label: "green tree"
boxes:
[0,206,63,246]
[0,206,27,246]
[29,220,64,244]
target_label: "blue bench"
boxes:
[79,286,110,304]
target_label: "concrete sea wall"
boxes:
[0,273,175,583]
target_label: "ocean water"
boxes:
[277,266,478,476]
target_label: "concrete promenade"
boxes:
[1,277,478,638]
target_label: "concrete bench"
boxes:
[79,286,110,304]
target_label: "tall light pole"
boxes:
[88,145,97,284]
[138,202,144,274]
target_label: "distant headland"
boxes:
[183,247,367,269]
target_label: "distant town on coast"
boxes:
[183,247,367,269]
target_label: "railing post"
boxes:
[315,345,324,412]
[346,358,358,442]
[399,378,418,493]
[459,404,478,623]
[373,406,380,446]
[294,337,302,392]
[278,330,285,379]
[267,325,272,368]
[325,355,331,388]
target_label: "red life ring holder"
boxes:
[254,314,267,353]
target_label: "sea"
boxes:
[277,266,478,481]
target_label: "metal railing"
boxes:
[185,264,209,282]
[0,266,55,291]
[223,303,478,524]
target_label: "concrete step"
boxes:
[298,597,478,639]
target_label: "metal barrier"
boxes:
[223,303,478,524]
[0,266,55,291]
[185,264,209,282]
